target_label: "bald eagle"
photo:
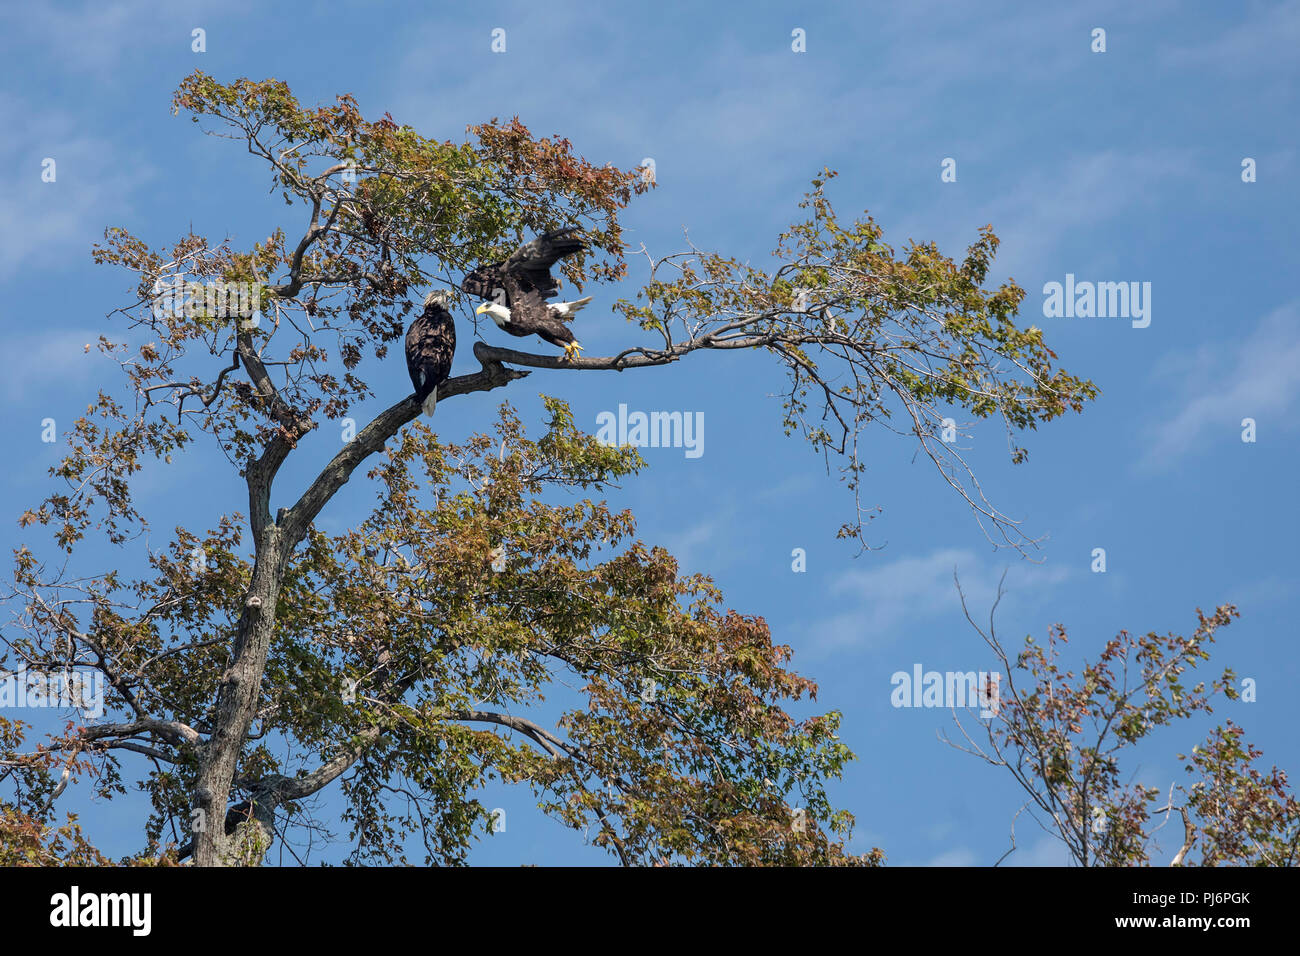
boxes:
[461,227,592,361]
[405,290,456,415]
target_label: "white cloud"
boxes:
[0,0,254,76]
[380,3,1097,218]
[917,830,1073,866]
[1138,301,1300,469]
[890,149,1202,280]
[660,514,727,573]
[1004,835,1073,867]
[0,94,152,278]
[809,547,1069,654]
[1159,1,1300,82]
[924,846,979,867]
[0,2,146,74]
[991,150,1195,261]
[4,329,112,402]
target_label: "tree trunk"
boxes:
[192,526,286,866]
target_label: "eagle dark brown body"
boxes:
[461,227,592,361]
[405,290,456,415]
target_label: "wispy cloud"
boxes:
[4,329,111,402]
[0,0,257,76]
[0,1,154,75]
[0,94,152,278]
[1158,0,1300,83]
[923,846,979,867]
[921,832,1073,866]
[660,513,730,573]
[981,151,1197,271]
[1138,301,1300,469]
[808,547,1069,655]
[889,148,1202,281]
[1004,835,1073,867]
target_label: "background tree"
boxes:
[2,72,1094,866]
[948,582,1300,866]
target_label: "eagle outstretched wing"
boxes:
[460,226,584,307]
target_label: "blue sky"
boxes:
[1,0,1297,865]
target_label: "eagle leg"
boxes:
[560,341,583,363]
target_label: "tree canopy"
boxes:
[3,72,1102,866]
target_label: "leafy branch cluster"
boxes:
[950,584,1298,866]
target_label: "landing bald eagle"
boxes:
[405,290,456,416]
[461,227,592,361]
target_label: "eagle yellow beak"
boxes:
[475,303,489,315]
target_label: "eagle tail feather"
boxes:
[422,388,438,416]
[553,296,594,317]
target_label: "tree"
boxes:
[948,581,1300,866]
[1,73,1096,866]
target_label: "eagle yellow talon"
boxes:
[561,342,583,362]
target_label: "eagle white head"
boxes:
[423,289,452,309]
[475,302,512,328]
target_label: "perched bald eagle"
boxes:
[405,290,456,416]
[461,227,592,361]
